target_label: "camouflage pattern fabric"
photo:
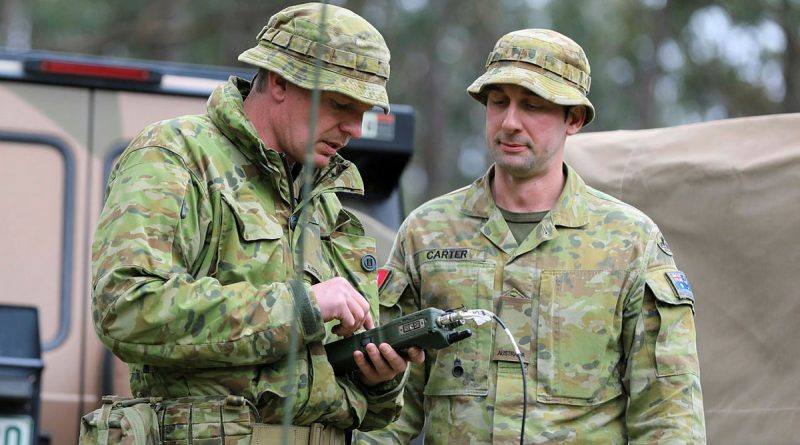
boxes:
[467,28,596,124]
[79,397,160,445]
[355,165,705,444]
[238,2,391,113]
[91,77,402,432]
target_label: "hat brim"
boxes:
[239,44,390,114]
[467,64,594,124]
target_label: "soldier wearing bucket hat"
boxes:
[467,28,595,124]
[86,3,421,445]
[356,29,705,444]
[238,2,391,114]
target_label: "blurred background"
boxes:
[2,0,798,211]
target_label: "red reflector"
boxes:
[37,60,153,82]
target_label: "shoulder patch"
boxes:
[666,271,694,301]
[657,234,673,256]
[377,268,391,292]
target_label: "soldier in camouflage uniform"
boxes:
[90,3,422,444]
[355,29,706,444]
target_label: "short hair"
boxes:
[253,68,269,93]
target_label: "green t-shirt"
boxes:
[498,207,549,244]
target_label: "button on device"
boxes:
[361,254,377,272]
[288,214,298,230]
[360,336,372,346]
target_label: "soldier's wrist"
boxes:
[355,370,404,397]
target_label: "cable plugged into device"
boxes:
[456,309,528,445]
[324,307,473,375]
[324,307,527,445]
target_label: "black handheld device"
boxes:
[324,307,472,375]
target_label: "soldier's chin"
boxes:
[313,154,332,168]
[495,157,539,177]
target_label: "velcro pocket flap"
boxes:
[222,192,282,241]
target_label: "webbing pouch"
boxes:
[159,395,257,445]
[79,396,161,445]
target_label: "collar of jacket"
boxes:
[460,163,590,229]
[207,76,366,204]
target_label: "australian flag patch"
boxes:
[666,271,694,301]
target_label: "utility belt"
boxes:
[79,395,345,445]
[252,424,345,445]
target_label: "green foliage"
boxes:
[5,0,797,209]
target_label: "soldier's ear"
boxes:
[566,106,586,135]
[267,71,288,102]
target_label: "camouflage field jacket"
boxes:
[91,77,401,430]
[357,165,705,444]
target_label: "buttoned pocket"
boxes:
[537,270,625,405]
[323,231,379,315]
[222,192,283,242]
[421,260,494,396]
[217,192,285,285]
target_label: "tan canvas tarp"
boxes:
[565,113,800,444]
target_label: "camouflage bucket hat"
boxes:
[238,2,391,113]
[467,29,595,124]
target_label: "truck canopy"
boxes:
[565,113,800,445]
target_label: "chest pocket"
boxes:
[295,218,333,285]
[214,193,285,285]
[311,209,380,341]
[421,260,494,396]
[537,270,625,406]
[322,231,379,320]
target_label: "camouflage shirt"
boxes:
[356,165,705,444]
[91,77,401,430]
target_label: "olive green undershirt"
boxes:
[498,207,549,244]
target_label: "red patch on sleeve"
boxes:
[377,268,390,289]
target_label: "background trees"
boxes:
[3,0,797,210]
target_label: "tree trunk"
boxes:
[778,0,799,113]
[1,0,32,50]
